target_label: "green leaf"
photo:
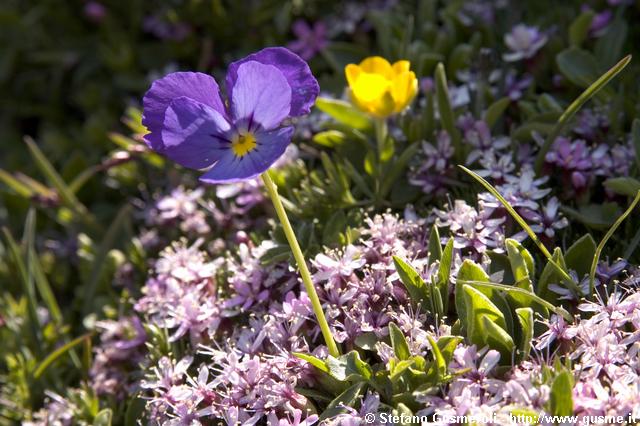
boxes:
[435,238,454,313]
[505,238,534,286]
[94,409,113,426]
[379,143,419,198]
[313,130,347,148]
[293,352,330,374]
[569,10,594,47]
[534,54,631,172]
[556,48,603,89]
[435,63,462,156]
[604,177,640,197]
[537,248,567,303]
[393,255,429,307]
[481,315,515,358]
[426,335,447,380]
[315,98,372,131]
[326,351,372,382]
[515,307,534,360]
[550,371,574,416]
[436,336,462,366]
[562,203,621,229]
[455,259,491,333]
[483,97,511,129]
[564,234,596,277]
[427,225,442,265]
[462,285,507,347]
[354,332,378,351]
[594,20,628,69]
[318,382,366,422]
[124,397,146,426]
[389,323,411,361]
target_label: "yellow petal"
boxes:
[391,71,418,113]
[345,64,362,88]
[392,60,411,75]
[359,56,393,78]
[351,72,390,103]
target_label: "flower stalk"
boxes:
[261,171,340,357]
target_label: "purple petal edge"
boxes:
[225,47,319,118]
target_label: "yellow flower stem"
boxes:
[261,171,340,358]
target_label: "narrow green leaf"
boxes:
[483,97,511,129]
[435,63,462,156]
[534,54,631,173]
[505,239,534,286]
[0,169,34,197]
[313,130,347,148]
[315,98,372,131]
[436,238,454,313]
[82,205,131,316]
[462,285,507,347]
[459,165,578,291]
[326,351,372,382]
[427,335,446,380]
[589,191,640,296]
[318,382,366,421]
[293,352,330,374]
[564,234,596,277]
[94,409,113,426]
[389,323,411,361]
[550,371,574,416]
[34,333,93,378]
[2,224,41,350]
[569,11,594,47]
[393,255,429,306]
[594,20,628,69]
[481,315,515,358]
[24,137,101,234]
[604,177,640,198]
[515,307,534,360]
[427,225,442,265]
[458,279,572,322]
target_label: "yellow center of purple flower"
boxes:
[231,132,257,157]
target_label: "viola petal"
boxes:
[160,96,232,170]
[226,47,319,117]
[230,61,291,131]
[200,126,293,183]
[143,72,227,150]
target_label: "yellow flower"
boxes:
[345,56,418,118]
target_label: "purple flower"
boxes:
[287,20,328,60]
[503,24,548,62]
[142,47,319,183]
[83,1,107,23]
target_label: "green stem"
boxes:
[261,172,340,357]
[374,117,388,206]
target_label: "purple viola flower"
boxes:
[142,47,319,183]
[287,20,328,60]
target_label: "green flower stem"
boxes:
[374,117,388,162]
[261,171,340,357]
[374,117,388,206]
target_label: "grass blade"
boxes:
[534,55,631,173]
[82,204,131,316]
[589,190,640,295]
[435,63,462,157]
[2,224,41,351]
[24,136,101,234]
[459,165,580,292]
[33,333,93,379]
